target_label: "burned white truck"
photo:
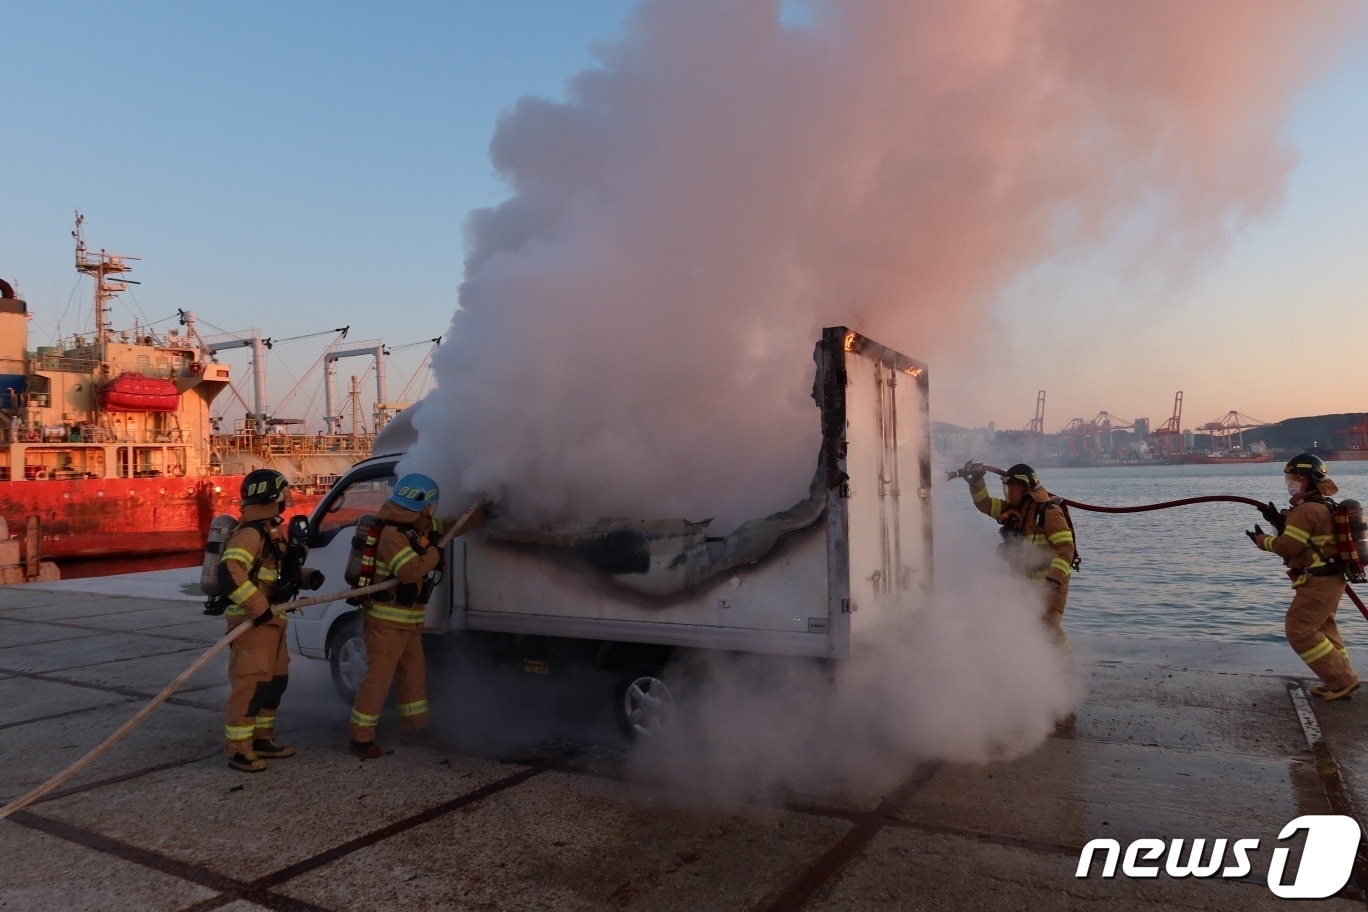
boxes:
[287,327,932,737]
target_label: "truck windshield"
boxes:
[317,474,396,535]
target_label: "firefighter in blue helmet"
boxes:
[349,473,446,758]
[1249,454,1359,701]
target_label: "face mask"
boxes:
[1287,478,1305,497]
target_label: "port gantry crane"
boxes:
[999,390,1047,461]
[1199,410,1269,454]
[1150,391,1185,457]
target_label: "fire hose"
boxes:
[946,463,1368,623]
[0,493,487,823]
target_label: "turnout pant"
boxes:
[1286,574,1357,691]
[1040,576,1070,648]
[349,615,430,743]
[224,616,290,757]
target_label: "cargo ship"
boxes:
[0,215,378,561]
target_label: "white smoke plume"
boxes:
[392,0,1362,796]
[405,0,1358,526]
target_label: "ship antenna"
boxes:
[73,211,138,347]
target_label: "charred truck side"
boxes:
[286,327,932,737]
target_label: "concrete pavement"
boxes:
[2,571,1367,911]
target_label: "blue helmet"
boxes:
[391,473,439,512]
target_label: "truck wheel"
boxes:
[329,615,367,703]
[613,665,675,738]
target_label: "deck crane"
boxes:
[323,339,389,434]
[375,337,440,429]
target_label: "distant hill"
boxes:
[1249,413,1368,455]
[933,414,1368,457]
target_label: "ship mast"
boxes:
[73,212,138,347]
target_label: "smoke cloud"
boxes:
[406,0,1357,524]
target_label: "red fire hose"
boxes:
[953,464,1368,622]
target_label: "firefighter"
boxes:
[961,462,1077,646]
[1249,454,1359,701]
[348,473,445,759]
[221,468,311,772]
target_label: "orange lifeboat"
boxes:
[98,372,180,412]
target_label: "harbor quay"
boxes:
[2,571,1368,912]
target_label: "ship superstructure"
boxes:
[0,215,384,559]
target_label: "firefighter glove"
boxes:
[1259,501,1286,533]
[1245,524,1265,545]
[962,460,985,484]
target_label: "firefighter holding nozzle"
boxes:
[957,461,1078,648]
[348,473,446,759]
[218,469,325,772]
[1248,454,1359,701]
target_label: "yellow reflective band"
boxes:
[222,546,256,565]
[1260,538,1277,552]
[350,709,380,729]
[257,568,279,582]
[255,717,275,730]
[972,486,989,503]
[398,700,429,718]
[229,580,258,605]
[1027,533,1048,545]
[1283,525,1311,545]
[1300,638,1335,664]
[1050,557,1073,576]
[225,723,255,741]
[988,500,1003,520]
[1048,530,1074,546]
[389,546,419,574]
[364,603,425,624]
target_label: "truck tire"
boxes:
[328,615,367,703]
[613,664,675,739]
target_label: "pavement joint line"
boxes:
[0,703,131,731]
[0,641,213,676]
[0,614,220,646]
[249,762,549,891]
[0,666,226,709]
[1286,679,1368,906]
[5,808,333,912]
[756,762,939,912]
[5,750,222,809]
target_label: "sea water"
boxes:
[937,461,1368,647]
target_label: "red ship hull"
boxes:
[0,476,326,560]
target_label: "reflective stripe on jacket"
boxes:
[971,479,1076,585]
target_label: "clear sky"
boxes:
[3,1,1366,437]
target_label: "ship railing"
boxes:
[31,353,101,374]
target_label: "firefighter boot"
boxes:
[1311,674,1361,701]
[349,738,383,759]
[228,752,267,773]
[253,739,295,758]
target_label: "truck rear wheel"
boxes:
[329,615,367,703]
[613,665,675,738]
